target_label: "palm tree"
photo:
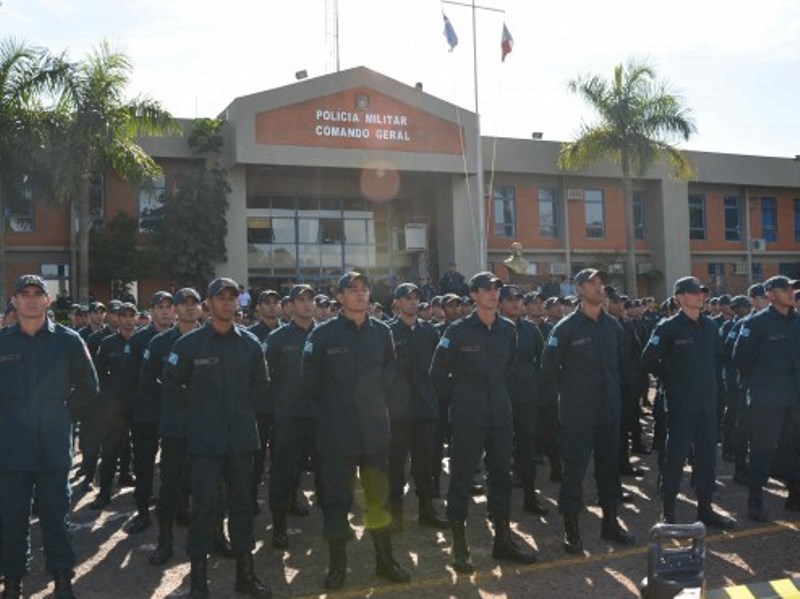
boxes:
[558,59,696,295]
[0,38,67,302]
[52,40,178,302]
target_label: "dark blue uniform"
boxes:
[0,320,98,580]
[162,322,269,558]
[302,313,396,540]
[642,311,721,508]
[78,324,114,484]
[733,306,800,491]
[430,312,517,522]
[542,308,625,514]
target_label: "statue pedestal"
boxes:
[504,266,539,292]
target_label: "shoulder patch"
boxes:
[168,352,179,366]
[143,348,151,361]
[303,341,314,354]
[547,336,558,347]
[124,343,131,354]
[740,327,750,338]
[727,330,738,340]
[438,337,451,349]
[650,335,660,346]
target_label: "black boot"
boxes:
[785,481,800,512]
[324,539,347,590]
[697,498,735,530]
[450,521,474,573]
[125,509,151,534]
[661,499,676,524]
[212,518,235,558]
[388,501,404,533]
[523,486,549,515]
[563,513,583,555]
[2,577,22,599]
[492,518,537,564]
[287,489,309,517]
[53,571,76,599]
[234,553,272,598]
[748,487,769,522]
[371,529,411,583]
[600,507,635,545]
[149,518,174,566]
[418,498,448,529]
[187,557,209,599]
[271,510,289,550]
[88,491,110,510]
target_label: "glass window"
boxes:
[751,262,762,281]
[89,174,104,231]
[4,177,34,232]
[723,195,741,241]
[689,194,706,240]
[41,263,69,279]
[794,199,800,242]
[584,189,604,238]
[632,191,644,240]
[319,219,344,244]
[493,185,516,237]
[138,175,166,233]
[344,219,368,244]
[761,197,777,242]
[538,188,559,238]
[708,262,725,277]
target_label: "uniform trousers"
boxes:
[0,469,74,578]
[98,404,130,495]
[251,413,273,498]
[446,423,513,522]
[388,419,436,505]
[660,410,717,502]
[558,422,622,514]
[749,406,800,488]
[156,437,190,523]
[269,417,320,511]
[187,453,254,558]
[511,403,538,487]
[131,421,160,513]
[319,452,390,540]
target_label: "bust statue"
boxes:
[503,242,531,275]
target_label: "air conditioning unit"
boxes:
[751,238,767,251]
[566,188,584,201]
[608,262,624,273]
[733,262,748,275]
[404,223,428,252]
[636,262,653,274]
[549,262,569,275]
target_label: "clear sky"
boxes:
[2,0,799,158]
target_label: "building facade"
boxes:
[4,67,800,303]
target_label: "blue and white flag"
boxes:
[443,13,458,51]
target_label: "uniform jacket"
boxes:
[265,320,316,421]
[641,310,721,414]
[542,307,625,427]
[161,321,269,455]
[387,317,439,421]
[430,312,517,427]
[507,317,544,405]
[128,324,165,423]
[95,331,134,420]
[0,321,98,470]
[302,313,395,455]
[140,326,185,438]
[733,306,800,408]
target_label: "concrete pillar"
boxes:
[219,164,248,286]
[658,178,692,294]
[446,175,482,277]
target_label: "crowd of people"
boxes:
[1,266,799,599]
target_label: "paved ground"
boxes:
[17,415,800,598]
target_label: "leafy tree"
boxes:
[558,59,696,295]
[0,38,67,301]
[89,212,156,297]
[50,41,177,302]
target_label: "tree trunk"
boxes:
[78,182,90,303]
[620,151,637,296]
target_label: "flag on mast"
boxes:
[501,23,514,61]
[443,13,458,51]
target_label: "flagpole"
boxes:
[472,0,487,271]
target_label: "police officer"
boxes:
[125,291,175,534]
[0,275,98,599]
[266,284,321,549]
[718,295,752,464]
[642,276,734,529]
[431,272,537,573]
[386,283,448,532]
[302,272,409,590]
[162,278,271,599]
[498,285,549,515]
[733,275,800,521]
[145,288,202,566]
[79,301,106,341]
[88,302,139,510]
[542,269,635,555]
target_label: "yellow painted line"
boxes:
[290,519,800,599]
[770,578,800,597]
